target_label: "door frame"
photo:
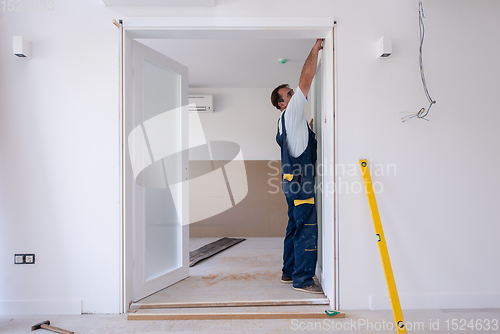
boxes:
[118,17,338,313]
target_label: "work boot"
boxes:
[293,283,323,294]
[280,275,293,284]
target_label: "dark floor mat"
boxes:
[189,237,246,267]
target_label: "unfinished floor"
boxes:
[135,237,327,305]
[3,309,500,333]
[2,238,499,333]
[129,238,332,320]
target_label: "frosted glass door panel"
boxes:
[143,60,182,281]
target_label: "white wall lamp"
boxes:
[13,36,31,59]
[377,36,392,58]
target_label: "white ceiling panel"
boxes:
[137,38,317,88]
[102,0,215,6]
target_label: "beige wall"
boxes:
[189,160,288,238]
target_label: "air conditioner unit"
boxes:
[189,95,214,112]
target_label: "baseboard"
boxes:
[0,299,82,315]
[370,293,500,310]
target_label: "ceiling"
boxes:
[102,0,215,6]
[137,38,317,88]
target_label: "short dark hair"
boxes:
[271,84,289,110]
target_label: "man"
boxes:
[270,39,323,294]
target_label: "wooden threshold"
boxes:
[128,310,345,320]
[130,298,330,310]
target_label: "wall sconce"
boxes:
[377,36,392,58]
[13,36,31,59]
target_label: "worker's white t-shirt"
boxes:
[278,87,309,158]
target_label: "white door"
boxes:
[124,39,189,302]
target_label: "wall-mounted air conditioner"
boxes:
[189,95,214,112]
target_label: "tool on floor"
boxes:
[31,320,74,334]
[359,159,407,334]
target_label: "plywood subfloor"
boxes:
[134,238,327,306]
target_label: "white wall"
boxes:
[1,0,500,314]
[189,88,311,160]
[335,0,500,310]
[0,1,120,314]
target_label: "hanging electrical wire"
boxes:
[402,0,436,122]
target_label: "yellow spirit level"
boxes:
[359,159,407,334]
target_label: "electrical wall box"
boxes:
[377,36,392,58]
[189,95,214,112]
[13,36,31,59]
[14,253,35,264]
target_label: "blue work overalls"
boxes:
[276,111,318,288]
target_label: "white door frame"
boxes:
[119,17,338,313]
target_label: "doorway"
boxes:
[120,18,337,314]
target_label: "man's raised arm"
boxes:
[298,39,323,98]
